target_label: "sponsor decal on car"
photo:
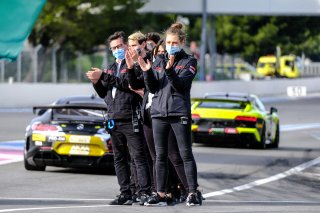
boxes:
[68,135,91,144]
[69,145,90,155]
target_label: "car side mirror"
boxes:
[270,107,278,114]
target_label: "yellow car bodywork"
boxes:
[191,94,280,148]
[32,132,109,157]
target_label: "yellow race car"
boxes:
[24,95,113,171]
[191,93,280,149]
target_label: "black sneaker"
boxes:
[109,194,132,205]
[145,193,167,206]
[139,193,150,206]
[166,195,177,206]
[130,194,140,205]
[179,189,187,203]
[186,192,202,206]
[196,190,203,204]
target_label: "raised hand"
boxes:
[165,55,175,69]
[125,50,134,69]
[128,47,139,62]
[86,68,102,84]
[137,56,151,72]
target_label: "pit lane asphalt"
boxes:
[0,95,320,212]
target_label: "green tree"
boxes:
[214,16,320,62]
[29,0,173,52]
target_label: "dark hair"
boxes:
[165,22,186,42]
[153,39,165,57]
[146,32,161,44]
[107,31,126,44]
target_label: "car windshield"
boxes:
[198,101,247,109]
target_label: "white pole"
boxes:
[33,45,42,83]
[200,0,207,81]
[17,53,21,82]
[52,45,60,83]
[0,60,5,82]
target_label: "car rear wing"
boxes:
[33,103,107,117]
[191,97,250,103]
[33,103,107,113]
[203,92,252,102]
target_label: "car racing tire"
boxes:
[269,123,280,149]
[256,124,266,149]
[24,140,46,171]
[24,157,46,171]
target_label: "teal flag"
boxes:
[0,0,46,61]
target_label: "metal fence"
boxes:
[0,45,109,83]
[1,45,320,83]
[300,62,320,78]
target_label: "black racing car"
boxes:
[24,95,113,171]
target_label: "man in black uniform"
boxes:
[86,31,150,205]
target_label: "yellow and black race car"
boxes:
[24,95,113,171]
[191,93,280,149]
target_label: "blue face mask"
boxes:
[112,48,125,60]
[166,45,181,56]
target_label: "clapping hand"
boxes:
[125,49,135,69]
[86,68,102,84]
[137,56,151,72]
[165,55,175,69]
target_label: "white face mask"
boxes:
[146,42,153,51]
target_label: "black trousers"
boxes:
[143,109,188,192]
[152,116,198,193]
[110,120,150,195]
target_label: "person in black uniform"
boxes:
[86,31,150,205]
[126,31,153,205]
[137,23,202,206]
[127,37,189,204]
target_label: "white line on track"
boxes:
[0,198,112,201]
[0,157,319,212]
[281,123,320,132]
[203,156,320,198]
[0,158,23,166]
[1,123,320,212]
[0,205,116,213]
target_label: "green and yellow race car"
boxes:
[191,93,280,149]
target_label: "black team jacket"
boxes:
[92,59,142,120]
[143,50,197,118]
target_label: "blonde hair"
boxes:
[128,31,146,44]
[165,22,187,42]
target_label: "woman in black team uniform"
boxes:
[138,23,202,207]
[127,34,189,205]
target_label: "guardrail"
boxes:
[301,63,320,77]
[1,77,320,108]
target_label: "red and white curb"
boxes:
[0,141,24,166]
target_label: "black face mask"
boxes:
[156,54,165,59]
[156,52,169,60]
